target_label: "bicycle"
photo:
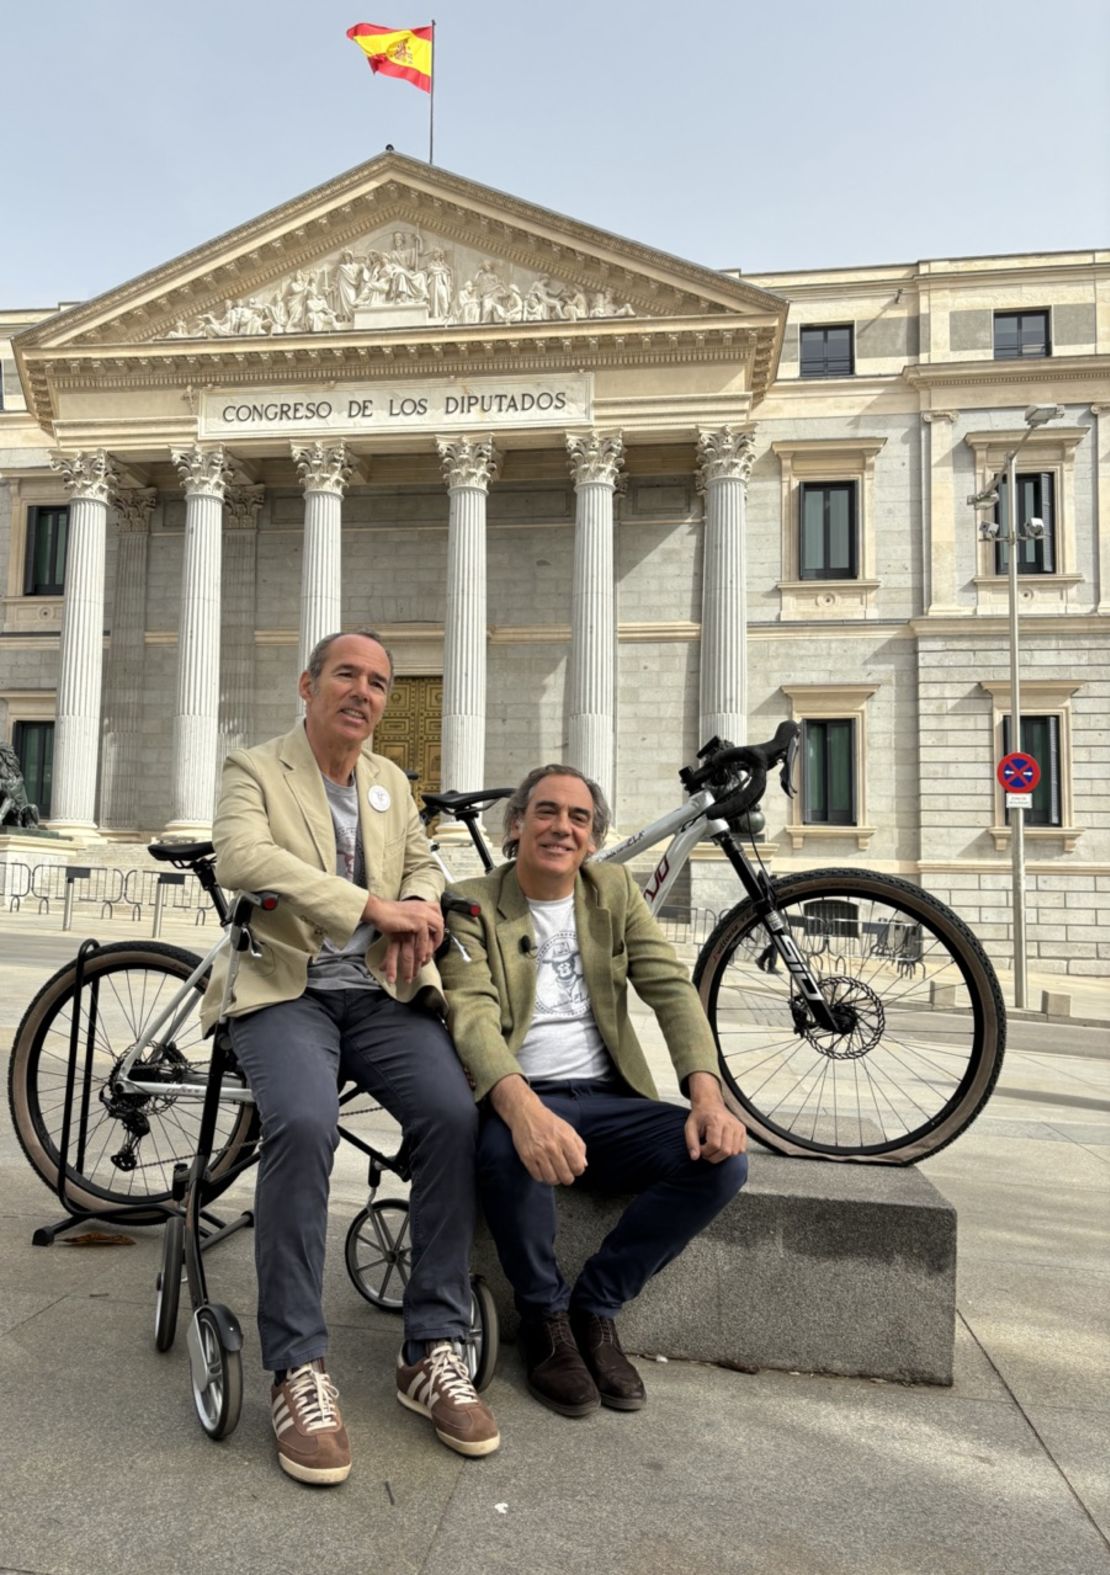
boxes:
[7,831,506,1439]
[427,725,1005,1165]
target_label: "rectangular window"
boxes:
[993,309,1050,360]
[800,482,858,579]
[1002,714,1061,827]
[800,324,854,378]
[994,472,1056,575]
[24,505,69,596]
[11,721,54,819]
[803,718,856,825]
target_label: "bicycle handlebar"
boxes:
[680,720,800,822]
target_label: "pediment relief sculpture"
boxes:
[157,226,639,342]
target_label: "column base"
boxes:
[41,821,106,845]
[160,819,214,844]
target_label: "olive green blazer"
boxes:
[200,722,444,1034]
[439,860,720,1103]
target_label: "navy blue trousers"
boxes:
[478,1077,747,1319]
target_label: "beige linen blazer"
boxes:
[199,723,445,1034]
[438,860,720,1104]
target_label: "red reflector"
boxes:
[261,896,278,911]
[467,903,480,916]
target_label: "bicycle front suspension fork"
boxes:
[712,832,839,1035]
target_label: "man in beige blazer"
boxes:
[206,630,499,1485]
[440,764,747,1419]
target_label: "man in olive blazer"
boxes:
[206,631,499,1486]
[439,764,748,1420]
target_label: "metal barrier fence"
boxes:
[1,860,213,934]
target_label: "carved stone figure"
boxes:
[425,248,453,319]
[456,280,481,324]
[335,250,363,319]
[0,742,40,829]
[283,270,309,332]
[305,279,339,333]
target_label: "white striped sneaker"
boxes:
[396,1342,500,1457]
[271,1361,352,1484]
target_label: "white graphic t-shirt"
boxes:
[517,895,612,1082]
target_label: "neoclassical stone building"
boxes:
[1,153,1107,972]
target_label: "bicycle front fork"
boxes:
[714,833,840,1035]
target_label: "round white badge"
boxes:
[368,784,392,813]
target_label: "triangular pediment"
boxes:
[18,152,783,352]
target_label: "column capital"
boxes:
[225,484,266,529]
[49,449,118,505]
[172,445,233,500]
[922,410,957,425]
[292,440,353,497]
[437,435,501,492]
[566,430,624,488]
[113,487,157,534]
[696,427,755,490]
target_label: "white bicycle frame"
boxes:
[591,790,727,912]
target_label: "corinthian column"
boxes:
[100,488,156,830]
[293,441,352,675]
[46,450,118,835]
[437,436,500,794]
[566,431,624,810]
[696,427,754,748]
[219,485,264,764]
[165,445,232,836]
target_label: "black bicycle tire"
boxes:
[468,1275,499,1393]
[7,942,258,1222]
[154,1211,185,1352]
[693,868,1006,1163]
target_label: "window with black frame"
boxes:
[994,472,1055,574]
[11,721,54,818]
[800,481,858,579]
[1001,714,1061,827]
[993,309,1050,360]
[803,718,856,825]
[799,324,854,378]
[24,505,69,595]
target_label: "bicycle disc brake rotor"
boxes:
[797,975,885,1061]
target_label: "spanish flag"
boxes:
[347,23,433,93]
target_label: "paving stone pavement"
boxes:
[1,913,1108,1575]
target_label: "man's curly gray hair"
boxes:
[502,765,611,859]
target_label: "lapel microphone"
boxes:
[519,936,533,956]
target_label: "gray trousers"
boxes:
[228,989,477,1372]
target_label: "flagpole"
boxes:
[428,19,435,164]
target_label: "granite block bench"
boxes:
[471,1154,957,1385]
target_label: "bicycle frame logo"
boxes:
[643,854,669,905]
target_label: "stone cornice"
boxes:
[904,354,1108,391]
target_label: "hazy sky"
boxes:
[2,0,1107,305]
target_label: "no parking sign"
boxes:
[997,752,1040,793]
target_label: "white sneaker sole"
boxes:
[396,1388,501,1457]
[277,1451,352,1484]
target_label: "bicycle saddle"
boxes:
[148,839,215,864]
[421,787,513,815]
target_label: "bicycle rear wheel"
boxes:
[8,942,258,1221]
[694,869,1005,1163]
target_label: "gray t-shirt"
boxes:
[306,773,380,992]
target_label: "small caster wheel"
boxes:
[345,1199,411,1310]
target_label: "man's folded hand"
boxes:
[363,896,445,984]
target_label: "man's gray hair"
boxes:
[502,765,611,859]
[304,630,395,686]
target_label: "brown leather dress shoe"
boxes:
[518,1311,600,1417]
[570,1310,646,1411]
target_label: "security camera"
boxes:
[1021,517,1045,539]
[979,521,1001,540]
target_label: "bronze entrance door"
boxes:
[374,676,442,803]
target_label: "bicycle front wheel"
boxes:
[8,942,258,1221]
[694,869,1005,1163]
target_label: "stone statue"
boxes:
[0,742,40,829]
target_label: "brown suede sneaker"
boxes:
[396,1342,501,1457]
[271,1362,352,1484]
[570,1310,646,1411]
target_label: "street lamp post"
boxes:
[968,403,1064,1010]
